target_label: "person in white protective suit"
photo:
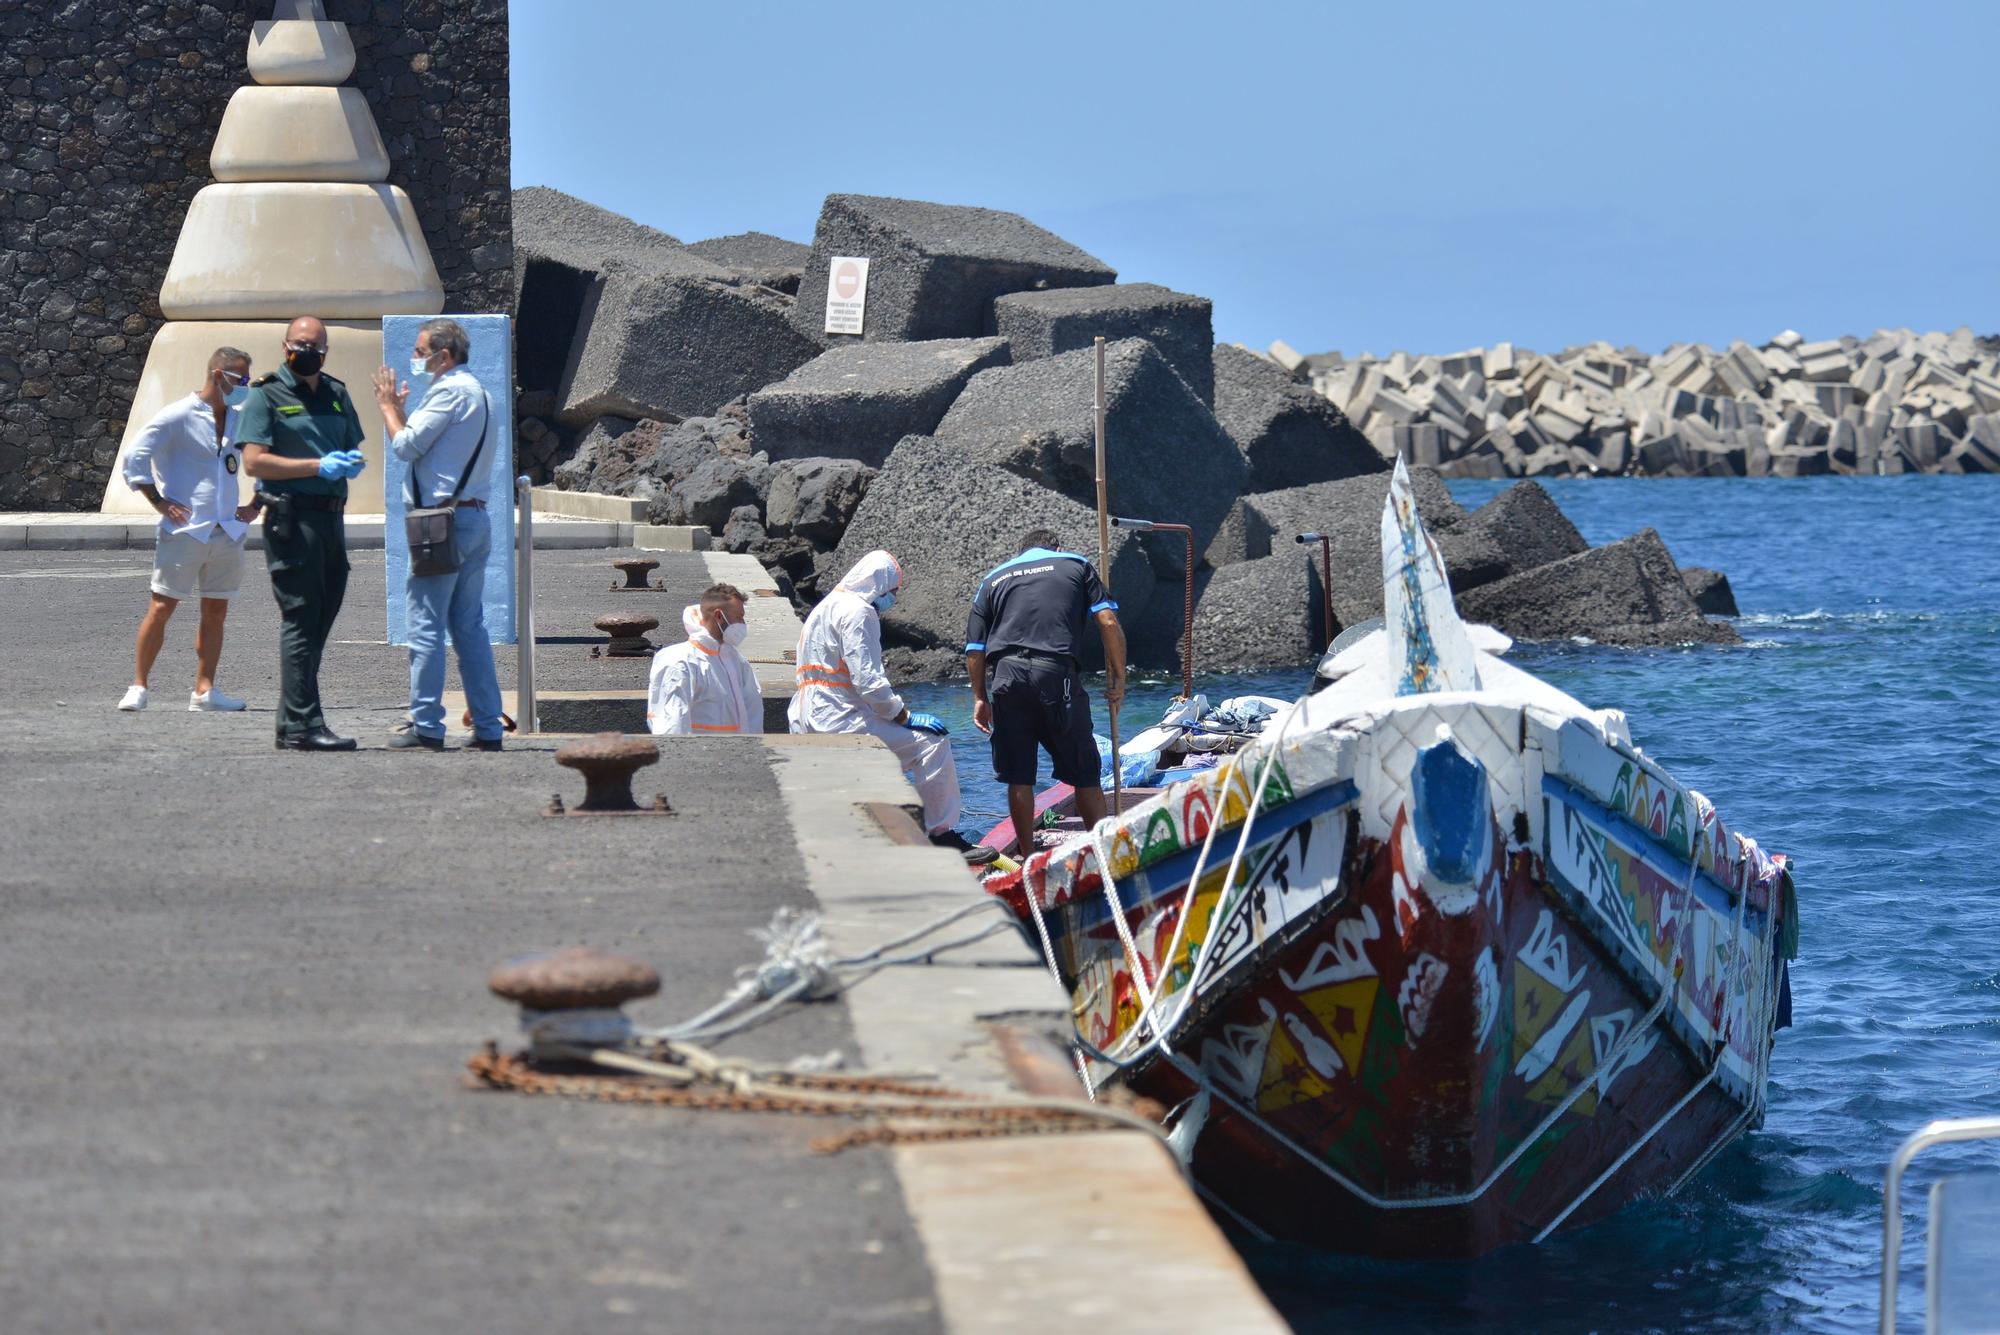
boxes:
[647,583,764,736]
[788,550,990,862]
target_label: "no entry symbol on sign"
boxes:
[823,255,869,336]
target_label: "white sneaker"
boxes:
[189,687,247,712]
[118,685,149,711]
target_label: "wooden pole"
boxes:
[1093,336,1122,817]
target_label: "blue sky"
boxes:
[509,1,1996,358]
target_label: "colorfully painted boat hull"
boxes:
[987,702,1792,1257]
[979,461,1793,1256]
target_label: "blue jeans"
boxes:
[406,507,504,740]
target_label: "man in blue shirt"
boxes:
[372,317,505,751]
[966,528,1127,840]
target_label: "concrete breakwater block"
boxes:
[1206,466,1466,567]
[686,231,811,295]
[764,458,876,543]
[1211,344,1384,493]
[934,338,1245,570]
[1211,468,1501,631]
[1681,566,1740,617]
[509,187,820,426]
[557,267,820,427]
[792,194,1115,343]
[1190,552,1325,670]
[748,337,1011,466]
[1296,325,2000,478]
[993,283,1215,404]
[1458,529,1741,646]
[1459,480,1588,579]
[512,186,728,399]
[830,435,1164,667]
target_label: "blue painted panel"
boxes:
[1541,773,1757,926]
[1056,779,1359,936]
[381,314,516,646]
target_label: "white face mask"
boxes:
[722,619,748,648]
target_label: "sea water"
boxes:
[900,475,2000,1332]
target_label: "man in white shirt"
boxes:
[648,583,764,736]
[118,346,261,712]
[372,318,506,751]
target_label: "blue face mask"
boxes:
[408,353,434,379]
[224,384,250,408]
[872,590,897,613]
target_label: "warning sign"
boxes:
[823,256,869,336]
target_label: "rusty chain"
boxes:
[465,1043,1155,1154]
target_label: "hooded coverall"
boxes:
[787,550,962,833]
[647,603,764,735]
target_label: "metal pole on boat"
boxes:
[1113,516,1195,701]
[1094,336,1123,814]
[1296,531,1336,650]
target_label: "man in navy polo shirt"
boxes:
[966,528,1127,841]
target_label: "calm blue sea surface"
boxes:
[902,476,2000,1333]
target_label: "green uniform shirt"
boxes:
[237,363,365,498]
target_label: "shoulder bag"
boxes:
[404,388,491,578]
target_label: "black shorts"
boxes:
[989,653,1100,789]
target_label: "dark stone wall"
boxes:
[0,0,512,510]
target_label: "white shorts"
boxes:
[152,530,247,601]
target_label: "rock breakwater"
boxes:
[518,187,1748,677]
[1276,328,2000,478]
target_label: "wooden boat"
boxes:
[979,460,1797,1257]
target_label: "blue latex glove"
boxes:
[316,450,366,481]
[906,711,948,735]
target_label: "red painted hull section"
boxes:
[1123,826,1765,1257]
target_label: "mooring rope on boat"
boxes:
[583,899,1020,1048]
[1532,832,1773,1241]
[1064,691,1308,1076]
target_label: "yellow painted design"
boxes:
[1525,1018,1599,1116]
[1298,976,1380,1078]
[1257,1017,1334,1113]
[1107,827,1140,879]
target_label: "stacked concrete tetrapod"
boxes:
[100,0,445,516]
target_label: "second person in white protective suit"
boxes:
[788,551,990,862]
[647,582,764,735]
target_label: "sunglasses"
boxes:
[221,369,251,386]
[285,342,327,354]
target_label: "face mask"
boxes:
[286,345,324,377]
[409,353,434,379]
[872,591,897,613]
[225,384,250,408]
[722,619,748,648]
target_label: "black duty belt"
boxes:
[997,648,1080,671]
[257,493,344,512]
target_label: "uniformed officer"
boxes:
[239,315,369,751]
[965,528,1128,839]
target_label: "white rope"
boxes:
[1067,693,1306,1075]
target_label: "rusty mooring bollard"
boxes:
[610,558,660,591]
[488,946,661,1058]
[593,611,658,657]
[545,732,672,816]
[490,946,662,1012]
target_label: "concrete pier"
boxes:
[0,545,1280,1332]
